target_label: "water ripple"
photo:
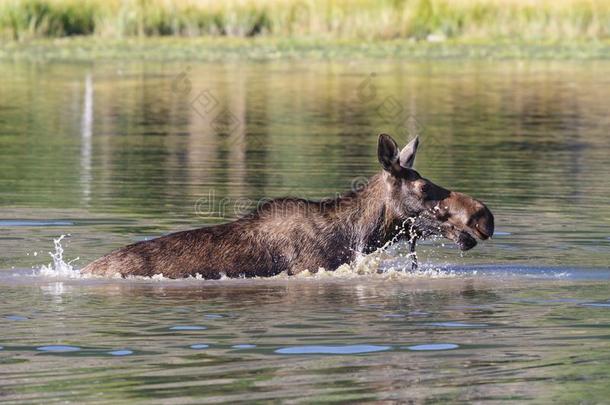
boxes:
[0,220,74,227]
[108,349,133,356]
[581,302,610,308]
[425,322,488,328]
[37,345,81,352]
[406,344,459,351]
[275,345,391,355]
[169,325,207,331]
[232,344,256,349]
[4,315,28,321]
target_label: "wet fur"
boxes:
[82,173,408,279]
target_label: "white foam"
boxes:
[37,235,85,279]
[273,245,459,280]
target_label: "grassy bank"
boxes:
[0,0,609,42]
[1,37,609,61]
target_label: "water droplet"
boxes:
[275,345,391,355]
[169,325,207,331]
[37,345,81,352]
[38,235,80,278]
[108,349,133,356]
[204,314,224,319]
[190,344,209,349]
[406,343,459,351]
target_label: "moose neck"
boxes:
[332,173,406,253]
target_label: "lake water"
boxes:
[0,59,609,403]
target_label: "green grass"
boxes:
[0,0,609,42]
[2,0,608,61]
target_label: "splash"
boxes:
[274,242,458,281]
[285,263,458,281]
[38,235,84,278]
[273,218,458,280]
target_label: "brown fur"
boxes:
[82,134,494,279]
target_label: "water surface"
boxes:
[0,59,609,402]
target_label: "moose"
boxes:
[82,134,494,279]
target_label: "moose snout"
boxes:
[452,204,493,251]
[429,191,495,250]
[443,192,494,242]
[470,205,495,240]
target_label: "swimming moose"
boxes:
[82,134,494,279]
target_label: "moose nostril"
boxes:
[475,224,489,239]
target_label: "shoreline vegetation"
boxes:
[0,0,609,61]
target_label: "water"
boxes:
[0,59,609,402]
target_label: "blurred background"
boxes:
[1,0,609,41]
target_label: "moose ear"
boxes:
[378,133,400,172]
[399,136,419,169]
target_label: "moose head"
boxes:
[377,133,494,253]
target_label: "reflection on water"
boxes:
[0,59,609,402]
[275,345,392,355]
[406,343,459,351]
[0,276,609,402]
[37,345,81,352]
[108,349,133,356]
[169,325,207,331]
